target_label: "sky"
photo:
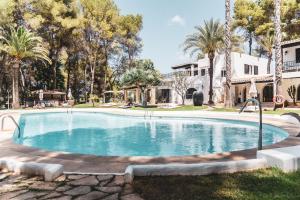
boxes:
[115,0,233,73]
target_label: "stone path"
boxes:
[0,171,144,200]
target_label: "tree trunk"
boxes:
[249,33,252,56]
[12,62,20,109]
[90,51,97,98]
[208,56,214,105]
[90,66,95,96]
[274,0,283,96]
[267,54,272,74]
[142,88,147,108]
[224,0,233,108]
[66,65,71,100]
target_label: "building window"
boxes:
[244,64,250,74]
[194,70,198,76]
[201,69,206,76]
[254,66,258,75]
[296,48,300,63]
[221,70,226,77]
[186,88,197,99]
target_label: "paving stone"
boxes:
[0,183,28,193]
[39,192,62,199]
[99,179,111,187]
[0,189,28,199]
[64,186,91,196]
[121,184,134,196]
[48,196,72,200]
[74,191,107,200]
[68,176,99,186]
[56,185,72,192]
[107,176,125,186]
[96,186,122,194]
[10,191,47,200]
[67,175,88,180]
[29,181,58,191]
[10,175,30,183]
[102,193,119,200]
[121,194,144,200]
[26,176,44,182]
[96,175,114,182]
[0,173,10,181]
[55,175,67,182]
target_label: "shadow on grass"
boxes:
[133,168,300,200]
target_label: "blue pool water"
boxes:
[14,112,288,157]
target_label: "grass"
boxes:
[130,105,209,111]
[73,103,98,108]
[263,109,300,115]
[133,168,300,200]
[73,103,300,115]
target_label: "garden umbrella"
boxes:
[249,78,258,98]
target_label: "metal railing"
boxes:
[162,71,191,79]
[283,61,300,72]
[239,98,263,150]
[0,113,21,138]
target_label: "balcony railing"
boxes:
[162,71,190,79]
[283,61,300,72]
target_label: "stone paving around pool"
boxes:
[0,171,144,200]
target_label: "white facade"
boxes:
[159,52,270,105]
[281,39,300,103]
[282,39,300,79]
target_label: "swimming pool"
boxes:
[14,112,288,157]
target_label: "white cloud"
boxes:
[169,15,186,26]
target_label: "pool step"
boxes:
[257,145,300,172]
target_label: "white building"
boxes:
[281,39,300,103]
[124,39,300,106]
[157,52,272,105]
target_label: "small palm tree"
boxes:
[183,19,224,104]
[0,27,51,108]
[257,30,274,74]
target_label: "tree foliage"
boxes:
[121,59,161,107]
[0,0,144,107]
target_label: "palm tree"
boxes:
[0,27,51,109]
[257,31,274,74]
[183,19,224,104]
[274,0,282,96]
[224,0,233,108]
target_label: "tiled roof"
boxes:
[171,62,198,69]
[232,75,273,84]
[281,38,300,46]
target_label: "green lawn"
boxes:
[133,168,300,200]
[73,103,300,115]
[130,105,208,111]
[73,103,97,108]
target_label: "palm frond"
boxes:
[0,26,52,65]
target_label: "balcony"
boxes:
[283,61,300,72]
[162,71,191,79]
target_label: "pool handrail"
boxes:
[0,113,21,138]
[239,98,263,150]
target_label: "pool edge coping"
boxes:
[1,108,300,177]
